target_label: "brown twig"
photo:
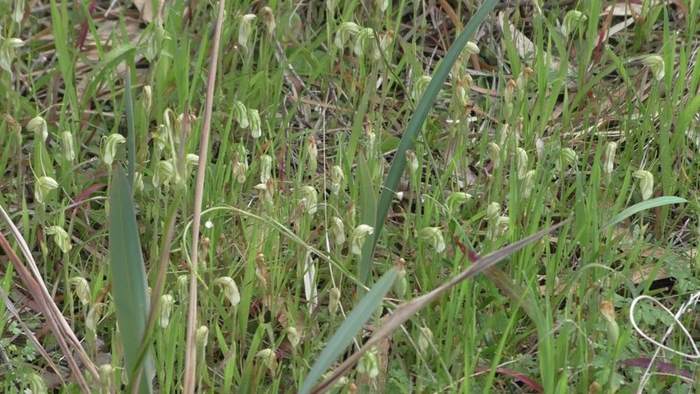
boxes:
[182,0,226,392]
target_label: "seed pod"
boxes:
[417,327,433,353]
[393,266,407,298]
[600,300,619,345]
[351,224,374,255]
[177,274,189,301]
[406,150,419,174]
[306,136,318,172]
[522,170,536,198]
[633,170,654,200]
[86,303,106,333]
[260,6,276,37]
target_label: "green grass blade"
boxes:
[362,0,498,278]
[604,196,687,228]
[124,68,136,186]
[299,268,398,394]
[357,156,376,285]
[108,167,153,394]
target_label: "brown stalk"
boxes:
[182,0,226,392]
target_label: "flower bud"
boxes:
[331,216,345,246]
[486,202,501,220]
[600,300,619,345]
[101,133,126,166]
[60,131,75,162]
[248,108,261,139]
[446,191,472,212]
[328,287,341,314]
[99,364,114,394]
[299,186,318,215]
[86,303,106,333]
[238,14,257,50]
[233,146,249,184]
[633,170,654,200]
[418,227,446,253]
[260,6,276,37]
[351,224,374,255]
[142,85,152,114]
[464,41,480,56]
[357,348,379,378]
[196,325,209,354]
[27,116,48,142]
[177,274,189,300]
[560,147,578,167]
[488,142,501,169]
[522,170,536,198]
[153,159,175,188]
[641,54,665,81]
[159,294,174,328]
[412,75,432,102]
[393,265,408,298]
[330,165,344,195]
[562,10,587,37]
[603,141,617,176]
[307,136,318,172]
[233,101,249,129]
[354,27,376,58]
[35,176,58,204]
[214,276,241,306]
[334,22,360,49]
[286,326,301,349]
[406,150,419,174]
[516,147,529,179]
[417,327,433,353]
[260,154,273,183]
[46,225,71,254]
[69,276,90,306]
[256,348,277,372]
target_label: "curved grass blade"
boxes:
[604,196,687,228]
[299,268,398,394]
[311,220,568,393]
[108,167,153,393]
[361,0,498,282]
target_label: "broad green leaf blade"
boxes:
[108,167,153,394]
[364,0,498,276]
[299,268,398,394]
[604,196,687,228]
[357,157,376,286]
[124,68,136,186]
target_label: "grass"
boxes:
[1,0,699,392]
